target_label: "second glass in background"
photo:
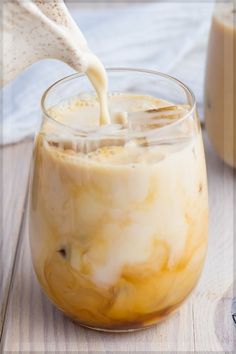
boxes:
[204,2,236,167]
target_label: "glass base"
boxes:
[72,308,179,333]
[79,323,152,333]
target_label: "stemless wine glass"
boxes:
[29,68,208,332]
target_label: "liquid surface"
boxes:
[205,3,236,167]
[30,93,208,330]
[2,0,109,124]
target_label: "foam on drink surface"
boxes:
[46,93,192,158]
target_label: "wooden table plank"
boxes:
[1,133,234,352]
[0,140,33,336]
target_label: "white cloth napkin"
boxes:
[1,2,214,145]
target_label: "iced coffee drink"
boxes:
[3,0,208,333]
[205,3,236,167]
[29,70,208,331]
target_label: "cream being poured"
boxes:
[1,0,110,124]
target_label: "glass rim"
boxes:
[41,67,197,135]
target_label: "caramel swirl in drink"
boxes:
[30,90,208,331]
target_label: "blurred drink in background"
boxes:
[204,2,236,167]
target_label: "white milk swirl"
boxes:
[1,0,110,124]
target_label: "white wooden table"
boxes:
[0,131,235,353]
